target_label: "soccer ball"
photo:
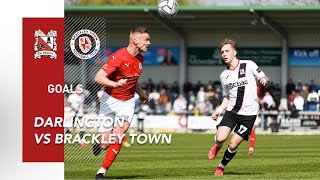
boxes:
[157,0,178,18]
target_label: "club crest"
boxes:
[79,36,92,53]
[34,29,57,59]
[70,29,100,59]
[240,69,246,75]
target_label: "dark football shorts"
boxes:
[218,111,257,141]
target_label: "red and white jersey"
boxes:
[220,60,265,115]
[101,48,143,100]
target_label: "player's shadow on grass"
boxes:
[106,175,147,179]
[227,171,263,175]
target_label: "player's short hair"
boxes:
[218,38,237,50]
[130,25,149,34]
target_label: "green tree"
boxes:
[243,0,320,6]
[70,0,201,6]
[287,0,319,5]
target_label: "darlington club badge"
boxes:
[34,29,57,59]
[70,29,100,59]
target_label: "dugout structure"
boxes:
[65,5,320,99]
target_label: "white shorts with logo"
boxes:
[98,92,135,132]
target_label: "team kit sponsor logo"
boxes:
[227,80,248,89]
[34,29,57,59]
[70,29,100,59]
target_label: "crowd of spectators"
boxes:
[137,78,223,115]
[136,78,320,117]
[65,78,320,118]
[285,79,319,120]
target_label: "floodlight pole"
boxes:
[250,9,288,102]
[145,9,187,94]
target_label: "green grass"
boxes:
[65,134,320,179]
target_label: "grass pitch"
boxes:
[65,134,320,179]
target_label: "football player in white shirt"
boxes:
[208,38,269,176]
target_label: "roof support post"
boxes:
[145,9,187,94]
[250,9,288,101]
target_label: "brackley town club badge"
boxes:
[70,29,100,59]
[34,29,57,59]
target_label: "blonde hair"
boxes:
[218,38,237,50]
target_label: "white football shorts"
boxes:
[98,92,135,132]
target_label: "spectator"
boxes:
[266,101,279,120]
[215,86,223,100]
[206,84,215,100]
[188,102,196,112]
[186,90,196,111]
[262,91,274,109]
[137,103,149,133]
[287,90,296,107]
[272,83,282,106]
[318,89,320,107]
[211,92,222,110]
[145,78,155,94]
[295,80,303,91]
[213,80,221,89]
[308,80,318,92]
[148,88,160,112]
[194,80,204,94]
[197,86,206,103]
[286,78,296,96]
[194,106,200,116]
[307,89,319,112]
[157,80,168,92]
[203,99,213,114]
[262,91,275,130]
[183,80,194,95]
[308,88,319,120]
[161,49,178,65]
[169,81,180,108]
[173,94,187,113]
[158,88,169,115]
[294,90,304,111]
[293,90,304,119]
[197,86,206,112]
[207,80,214,88]
[300,84,309,111]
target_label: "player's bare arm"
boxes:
[94,69,127,88]
[136,84,149,103]
[212,95,230,120]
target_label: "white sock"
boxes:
[218,163,225,169]
[97,167,106,175]
[228,147,238,153]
